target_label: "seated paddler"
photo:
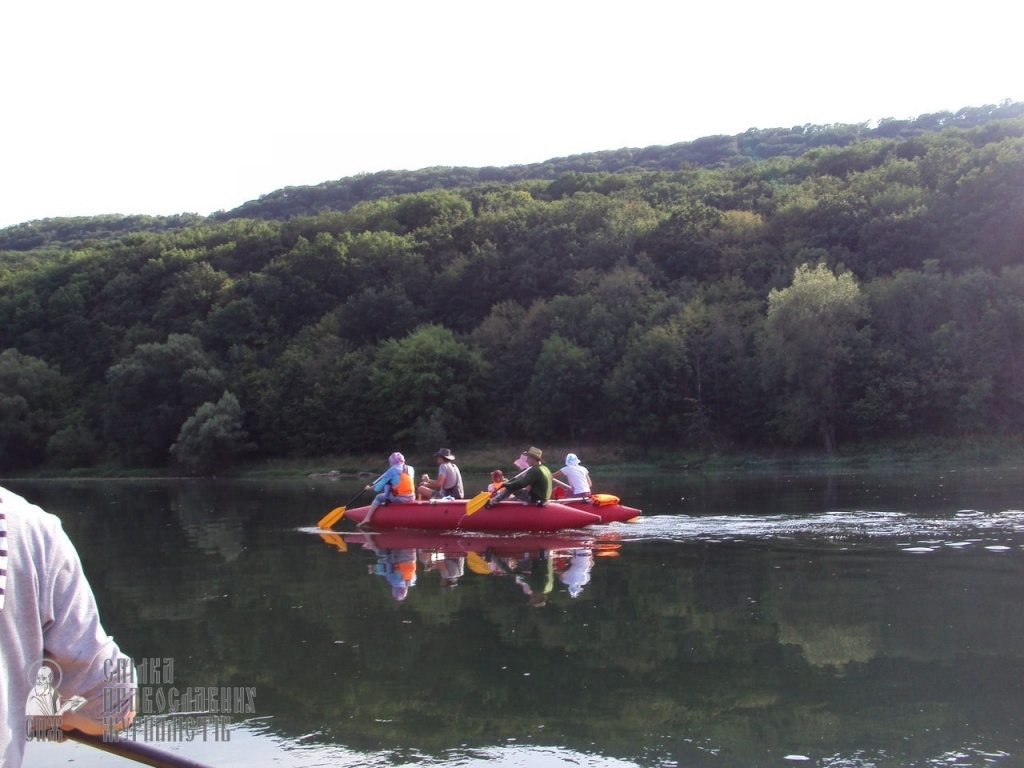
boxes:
[487,446,552,507]
[360,451,416,527]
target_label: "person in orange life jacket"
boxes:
[417,448,464,500]
[488,469,506,493]
[360,452,416,528]
[487,446,552,507]
[364,543,417,601]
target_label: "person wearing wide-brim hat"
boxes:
[487,446,552,507]
[417,448,465,501]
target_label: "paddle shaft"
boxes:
[66,729,216,768]
[317,486,372,529]
[341,486,369,510]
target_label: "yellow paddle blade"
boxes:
[466,551,491,575]
[464,491,492,516]
[318,532,348,552]
[317,506,346,530]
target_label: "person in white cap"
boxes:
[553,453,593,497]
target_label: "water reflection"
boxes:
[9,471,1024,768]
[322,530,622,604]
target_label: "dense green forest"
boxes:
[2,102,1023,473]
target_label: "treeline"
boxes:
[1,104,1023,473]
[4,101,1021,252]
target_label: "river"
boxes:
[11,465,1024,768]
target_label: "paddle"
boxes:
[66,729,216,768]
[464,490,492,516]
[465,551,492,575]
[318,531,348,551]
[317,487,368,530]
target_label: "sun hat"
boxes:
[436,448,455,461]
[525,446,543,461]
[565,453,580,466]
[388,452,405,466]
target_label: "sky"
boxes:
[1,0,1018,230]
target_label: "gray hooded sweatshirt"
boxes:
[1,486,135,767]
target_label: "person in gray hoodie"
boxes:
[0,486,136,767]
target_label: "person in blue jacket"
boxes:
[360,452,416,528]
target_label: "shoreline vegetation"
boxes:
[3,106,1024,479]
[5,437,1022,482]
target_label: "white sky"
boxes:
[0,0,1018,229]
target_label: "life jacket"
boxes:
[396,559,416,581]
[391,466,415,496]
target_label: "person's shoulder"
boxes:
[1,486,60,528]
[1,486,68,554]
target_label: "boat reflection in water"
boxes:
[319,529,620,603]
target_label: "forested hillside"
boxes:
[2,102,1023,473]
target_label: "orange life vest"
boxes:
[396,559,416,581]
[392,467,414,496]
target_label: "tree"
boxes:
[760,263,868,453]
[0,349,68,469]
[523,334,595,441]
[46,422,100,469]
[196,297,268,355]
[604,322,690,443]
[104,334,226,467]
[333,284,421,345]
[244,319,378,457]
[248,233,355,335]
[170,392,251,475]
[369,325,490,444]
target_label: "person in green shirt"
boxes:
[487,446,552,507]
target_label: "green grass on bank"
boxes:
[233,436,1024,479]
[4,437,1023,482]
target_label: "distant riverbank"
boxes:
[237,437,1024,479]
[5,437,1022,482]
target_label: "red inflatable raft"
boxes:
[341,498,601,532]
[557,493,642,524]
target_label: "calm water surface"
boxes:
[12,466,1024,768]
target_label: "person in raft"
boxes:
[417,448,465,500]
[553,453,593,497]
[360,452,416,528]
[486,446,552,507]
[487,469,506,493]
